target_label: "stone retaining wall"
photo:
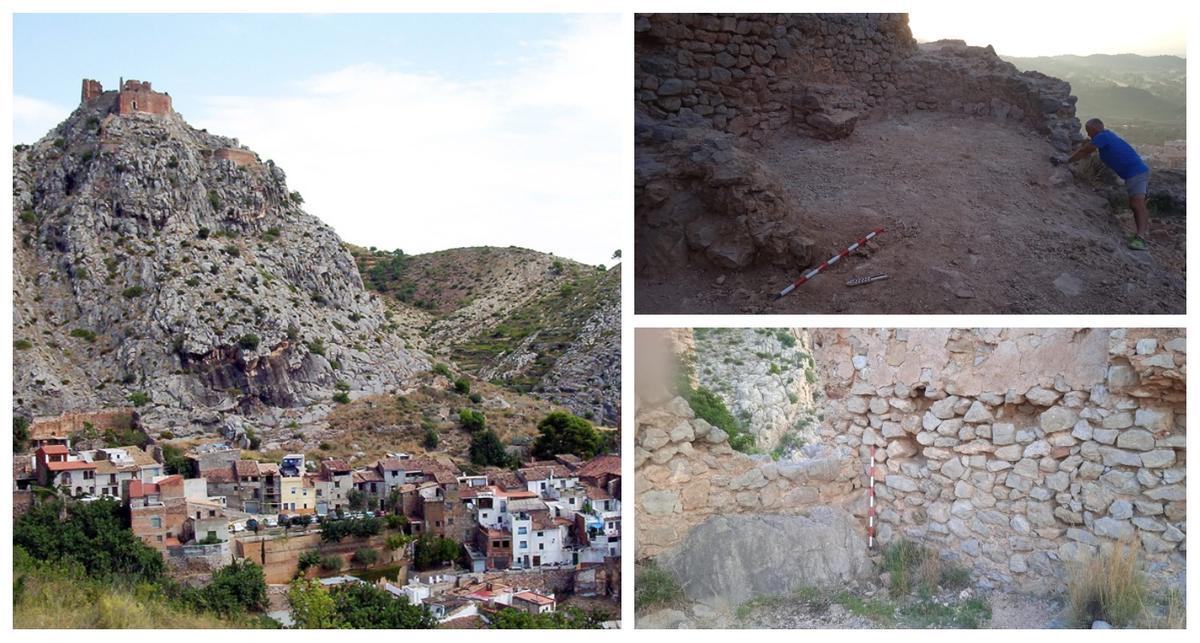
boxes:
[635,396,861,559]
[812,328,1185,590]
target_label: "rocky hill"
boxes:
[12,87,619,448]
[352,246,621,426]
[12,95,432,439]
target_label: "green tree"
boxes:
[469,429,510,467]
[458,408,486,432]
[412,534,461,571]
[491,606,606,629]
[347,489,365,511]
[422,425,439,450]
[14,497,165,585]
[453,377,471,394]
[14,415,30,452]
[161,443,190,477]
[532,411,605,460]
[196,560,268,616]
[288,578,340,628]
[297,550,323,572]
[330,582,437,628]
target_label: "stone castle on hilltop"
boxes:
[81,77,172,116]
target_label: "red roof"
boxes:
[513,591,555,606]
[47,460,97,472]
[38,445,70,456]
[576,454,620,479]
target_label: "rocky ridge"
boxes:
[12,96,430,438]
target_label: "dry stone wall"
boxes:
[812,328,1185,590]
[636,328,1186,594]
[636,13,915,143]
[635,395,861,560]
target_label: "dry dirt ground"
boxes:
[637,591,1068,629]
[636,112,1185,314]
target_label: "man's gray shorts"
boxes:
[1124,170,1151,196]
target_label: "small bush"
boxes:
[127,391,150,406]
[332,392,350,404]
[1068,540,1147,627]
[238,334,260,351]
[319,555,342,572]
[468,392,482,404]
[121,286,145,298]
[432,363,452,378]
[635,561,682,612]
[14,339,33,350]
[453,378,471,394]
[423,426,439,449]
[297,550,322,572]
[458,408,485,432]
[352,548,379,566]
[208,190,221,211]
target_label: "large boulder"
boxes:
[655,507,871,608]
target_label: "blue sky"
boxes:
[13,13,624,265]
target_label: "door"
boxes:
[533,555,541,566]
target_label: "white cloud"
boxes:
[193,14,623,266]
[13,94,70,144]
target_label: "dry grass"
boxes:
[1068,540,1148,627]
[14,562,268,629]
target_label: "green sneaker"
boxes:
[1127,235,1148,251]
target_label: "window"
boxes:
[539,543,544,550]
[83,470,95,480]
[209,509,216,517]
[157,535,163,542]
[150,517,162,528]
[517,526,527,535]
[519,541,527,549]
[537,531,544,537]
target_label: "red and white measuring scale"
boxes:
[867,445,877,549]
[773,228,885,301]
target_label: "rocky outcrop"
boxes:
[689,328,820,451]
[657,509,871,608]
[12,99,427,436]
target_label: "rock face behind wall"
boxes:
[690,328,820,451]
[812,328,1185,591]
[635,13,1086,274]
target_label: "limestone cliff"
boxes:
[12,96,427,437]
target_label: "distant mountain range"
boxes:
[1005,53,1186,146]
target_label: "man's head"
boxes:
[1085,118,1105,138]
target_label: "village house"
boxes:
[318,458,353,514]
[511,590,557,615]
[34,445,98,496]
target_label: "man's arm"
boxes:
[1066,141,1096,163]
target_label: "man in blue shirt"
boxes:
[1059,118,1152,250]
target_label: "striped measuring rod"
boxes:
[772,228,885,300]
[868,445,877,549]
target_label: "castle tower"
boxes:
[81,78,103,104]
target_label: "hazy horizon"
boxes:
[909,7,1186,58]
